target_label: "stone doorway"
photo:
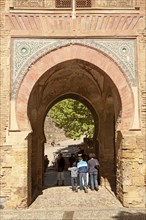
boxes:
[14,44,136,207]
[26,59,121,205]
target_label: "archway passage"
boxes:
[16,45,134,206]
[26,58,121,203]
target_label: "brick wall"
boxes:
[0,0,10,145]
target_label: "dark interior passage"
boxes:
[27,59,121,203]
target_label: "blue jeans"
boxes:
[79,172,88,190]
[89,171,98,190]
[71,177,78,191]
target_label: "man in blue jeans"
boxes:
[88,153,99,191]
[77,156,88,193]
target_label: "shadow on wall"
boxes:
[0,205,4,209]
[113,211,146,220]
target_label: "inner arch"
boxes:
[26,58,120,198]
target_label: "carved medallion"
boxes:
[11,38,136,98]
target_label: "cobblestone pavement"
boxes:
[1,143,146,219]
[1,168,146,220]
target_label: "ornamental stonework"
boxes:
[11,38,136,98]
[94,0,134,8]
[13,0,53,8]
[12,0,135,9]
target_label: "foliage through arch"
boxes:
[48,99,94,139]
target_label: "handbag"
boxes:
[94,164,99,170]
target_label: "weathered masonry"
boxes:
[0,0,146,208]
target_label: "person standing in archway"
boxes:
[88,153,99,191]
[77,156,88,193]
[68,162,78,192]
[44,155,49,173]
[56,153,65,186]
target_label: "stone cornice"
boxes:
[5,13,144,37]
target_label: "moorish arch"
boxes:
[1,0,145,210]
[13,43,136,204]
[16,44,134,131]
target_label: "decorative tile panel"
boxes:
[12,38,136,98]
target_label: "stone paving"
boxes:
[1,168,145,220]
[1,142,146,219]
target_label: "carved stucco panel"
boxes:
[13,0,135,9]
[11,38,136,98]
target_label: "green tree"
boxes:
[48,99,94,139]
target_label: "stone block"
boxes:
[123,185,145,207]
[132,175,144,186]
[132,162,145,175]
[122,150,135,159]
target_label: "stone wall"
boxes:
[44,117,68,144]
[0,132,29,208]
[116,131,145,207]
[0,0,10,144]
[0,0,11,208]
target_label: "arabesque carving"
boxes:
[11,38,136,98]
[94,0,134,8]
[13,0,135,9]
[13,0,54,8]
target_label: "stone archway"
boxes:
[15,44,135,206]
[16,44,134,131]
[26,58,119,203]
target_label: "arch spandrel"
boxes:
[12,38,136,99]
[15,44,135,131]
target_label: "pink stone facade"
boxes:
[0,0,146,208]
